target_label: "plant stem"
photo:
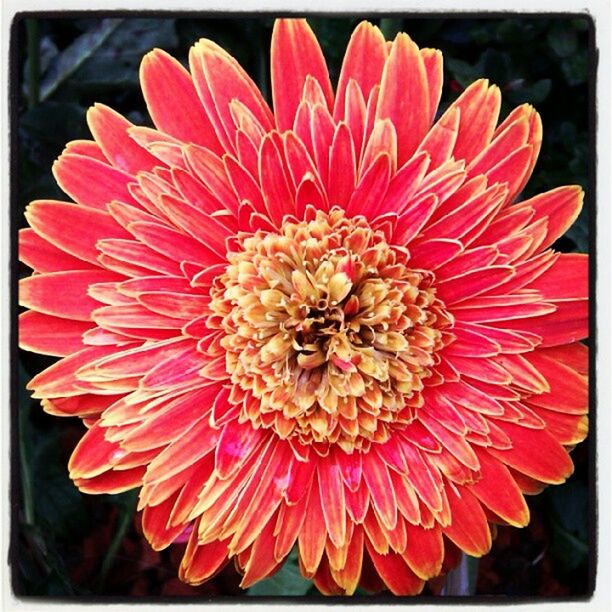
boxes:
[19,401,35,525]
[442,553,479,595]
[26,19,40,108]
[96,491,137,591]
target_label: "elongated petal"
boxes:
[271,19,333,131]
[376,33,429,165]
[140,49,222,152]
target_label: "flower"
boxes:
[18,18,589,596]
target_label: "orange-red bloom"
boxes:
[19,19,589,595]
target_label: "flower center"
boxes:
[208,208,454,453]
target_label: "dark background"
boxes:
[12,14,593,598]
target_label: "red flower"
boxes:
[19,19,588,595]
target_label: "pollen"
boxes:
[208,208,454,453]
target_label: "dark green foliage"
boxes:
[13,14,591,598]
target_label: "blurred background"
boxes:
[12,14,592,598]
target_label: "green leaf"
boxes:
[561,52,588,86]
[547,22,578,58]
[40,19,123,101]
[247,548,312,596]
[507,79,552,105]
[71,19,178,88]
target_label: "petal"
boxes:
[519,185,584,250]
[19,228,94,273]
[19,311,93,356]
[271,19,333,131]
[20,269,124,321]
[521,351,588,414]
[327,123,356,209]
[487,420,574,484]
[25,200,130,265]
[189,39,273,150]
[52,153,139,210]
[442,485,491,556]
[436,266,515,305]
[334,21,387,121]
[469,446,529,527]
[365,542,424,595]
[318,461,347,548]
[87,104,159,173]
[443,79,501,164]
[402,524,444,580]
[140,49,222,152]
[376,33,429,165]
[421,48,443,125]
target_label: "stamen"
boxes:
[208,208,453,453]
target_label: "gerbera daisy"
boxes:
[19,18,589,595]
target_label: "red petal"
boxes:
[444,79,501,164]
[19,311,92,356]
[52,154,139,210]
[327,122,357,209]
[521,351,588,414]
[376,33,429,165]
[365,542,424,595]
[402,523,444,579]
[345,152,391,219]
[487,420,574,484]
[469,446,529,527]
[179,531,230,585]
[87,104,159,173]
[140,49,222,153]
[334,21,387,121]
[298,478,327,575]
[20,269,123,321]
[271,19,333,131]
[318,461,347,548]
[436,266,515,305]
[25,200,130,265]
[189,39,273,150]
[442,485,491,556]
[421,48,443,125]
[142,492,187,550]
[521,185,584,250]
[19,228,93,273]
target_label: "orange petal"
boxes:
[365,541,424,595]
[271,19,333,131]
[298,478,327,576]
[487,420,574,484]
[442,484,492,556]
[402,523,444,579]
[469,447,529,527]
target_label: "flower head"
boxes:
[19,19,588,595]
